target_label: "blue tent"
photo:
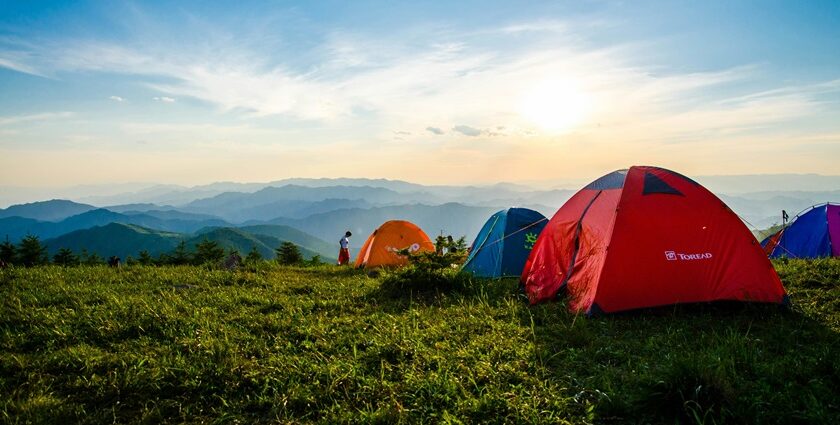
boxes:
[462,208,548,278]
[762,203,839,258]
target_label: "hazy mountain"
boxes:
[74,184,238,207]
[0,199,97,222]
[263,178,431,193]
[0,183,168,209]
[0,216,42,243]
[4,176,838,254]
[187,228,328,262]
[44,223,183,259]
[214,198,373,222]
[181,185,438,222]
[43,223,333,262]
[718,192,839,230]
[237,224,336,258]
[267,203,500,248]
[0,208,231,242]
[695,174,840,194]
[187,185,429,208]
[5,173,838,209]
[122,209,227,222]
[103,203,167,213]
[734,190,840,203]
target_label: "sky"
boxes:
[0,0,839,188]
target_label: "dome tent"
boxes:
[521,166,788,315]
[355,220,435,268]
[761,203,839,258]
[462,208,548,278]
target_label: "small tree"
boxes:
[80,249,104,265]
[276,242,303,265]
[306,254,323,267]
[434,235,467,255]
[400,234,468,270]
[0,237,16,265]
[435,235,447,254]
[168,241,192,265]
[194,239,225,266]
[125,255,136,266]
[53,248,79,266]
[137,250,154,266]
[17,234,48,267]
[245,246,263,264]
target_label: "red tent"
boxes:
[521,166,787,314]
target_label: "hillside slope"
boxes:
[237,224,336,258]
[43,223,335,262]
[0,199,97,222]
[268,203,500,247]
[187,227,331,262]
[0,209,231,242]
[1,260,837,423]
[44,223,183,259]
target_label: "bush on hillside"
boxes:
[79,249,104,265]
[379,263,475,295]
[0,237,16,265]
[53,248,79,266]
[165,241,193,265]
[194,239,225,266]
[379,235,473,295]
[137,250,154,266]
[17,235,48,267]
[276,242,304,265]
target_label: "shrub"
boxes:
[137,250,154,265]
[0,237,16,265]
[52,248,79,266]
[379,239,473,295]
[276,242,304,265]
[194,239,225,266]
[379,263,474,295]
[17,234,48,267]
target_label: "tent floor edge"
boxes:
[586,302,605,317]
[781,293,792,309]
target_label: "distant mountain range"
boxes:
[43,223,335,261]
[0,207,230,242]
[2,176,838,261]
[44,223,183,259]
[267,203,501,245]
[0,199,97,222]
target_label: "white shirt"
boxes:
[340,236,350,249]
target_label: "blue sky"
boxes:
[1,0,838,187]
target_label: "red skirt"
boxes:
[337,248,350,265]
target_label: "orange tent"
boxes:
[355,220,435,268]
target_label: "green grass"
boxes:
[1,259,838,424]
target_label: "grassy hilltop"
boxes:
[1,260,838,424]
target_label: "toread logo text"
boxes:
[665,250,713,261]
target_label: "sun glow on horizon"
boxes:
[517,79,593,134]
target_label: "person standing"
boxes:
[338,231,352,265]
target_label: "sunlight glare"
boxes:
[518,79,593,133]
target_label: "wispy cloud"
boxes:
[0,57,48,78]
[1,8,839,184]
[452,125,482,137]
[0,112,73,126]
[4,22,834,142]
[109,96,126,102]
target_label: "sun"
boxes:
[518,79,593,134]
